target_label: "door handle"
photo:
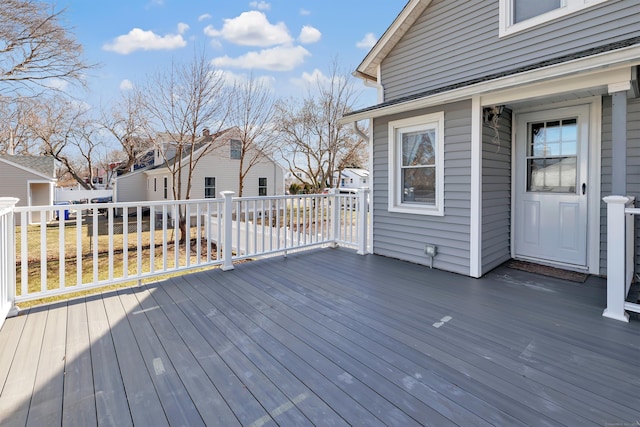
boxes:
[582,183,586,195]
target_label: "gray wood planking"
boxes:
[26,302,67,427]
[1,248,640,426]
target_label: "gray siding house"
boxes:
[0,155,56,225]
[343,0,640,277]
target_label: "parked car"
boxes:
[90,196,112,216]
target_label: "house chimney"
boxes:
[202,128,210,137]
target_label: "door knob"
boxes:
[582,183,586,195]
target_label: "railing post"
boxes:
[357,188,369,255]
[330,189,340,248]
[603,195,631,322]
[221,191,235,271]
[0,197,20,326]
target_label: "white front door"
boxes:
[514,105,590,268]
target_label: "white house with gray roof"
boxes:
[342,0,640,278]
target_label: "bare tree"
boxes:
[275,61,366,193]
[28,95,99,189]
[0,97,39,154]
[99,90,152,174]
[139,52,230,241]
[228,75,278,196]
[0,0,92,95]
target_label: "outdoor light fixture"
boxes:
[424,244,437,268]
[483,105,505,124]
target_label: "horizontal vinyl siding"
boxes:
[600,97,640,276]
[381,0,639,101]
[372,100,472,275]
[481,110,512,273]
[115,171,147,202]
[0,163,35,208]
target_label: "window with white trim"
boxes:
[499,0,609,37]
[230,139,241,159]
[388,112,444,216]
[204,177,216,198]
[258,177,267,196]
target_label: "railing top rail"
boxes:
[14,198,225,212]
[625,207,640,215]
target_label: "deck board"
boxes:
[0,308,47,427]
[101,291,168,426]
[85,295,132,427]
[276,253,635,424]
[26,302,66,427]
[1,248,640,426]
[147,283,273,426]
[62,299,97,427]
[131,286,241,426]
[117,288,205,427]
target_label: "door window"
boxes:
[527,118,578,193]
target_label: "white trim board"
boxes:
[509,97,601,275]
[469,97,483,278]
[343,47,639,123]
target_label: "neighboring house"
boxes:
[284,171,305,191]
[114,128,285,203]
[343,0,640,278]
[336,168,369,189]
[0,155,56,225]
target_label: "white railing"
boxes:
[211,191,368,267]
[0,198,18,329]
[602,195,638,322]
[4,189,369,312]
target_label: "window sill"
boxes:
[388,204,444,217]
[499,0,609,38]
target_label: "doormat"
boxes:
[506,260,589,283]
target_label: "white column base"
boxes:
[602,308,630,322]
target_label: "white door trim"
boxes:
[511,97,601,274]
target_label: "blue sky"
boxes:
[58,0,407,110]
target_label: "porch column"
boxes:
[602,195,632,322]
[609,83,630,195]
[221,191,235,271]
[0,197,20,327]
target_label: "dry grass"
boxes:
[15,218,219,308]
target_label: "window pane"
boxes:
[402,130,435,167]
[258,177,267,196]
[230,140,241,159]
[204,177,215,198]
[545,121,561,142]
[514,0,561,23]
[528,157,576,192]
[402,167,435,204]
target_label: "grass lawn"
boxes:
[15,217,219,308]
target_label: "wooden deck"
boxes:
[1,248,639,426]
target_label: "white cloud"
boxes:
[198,13,211,21]
[294,69,331,87]
[119,79,134,91]
[177,22,189,34]
[43,78,69,91]
[356,33,377,50]
[300,9,311,16]
[218,70,275,89]
[204,11,292,47]
[249,1,271,10]
[212,45,310,71]
[298,25,321,44]
[103,28,187,54]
